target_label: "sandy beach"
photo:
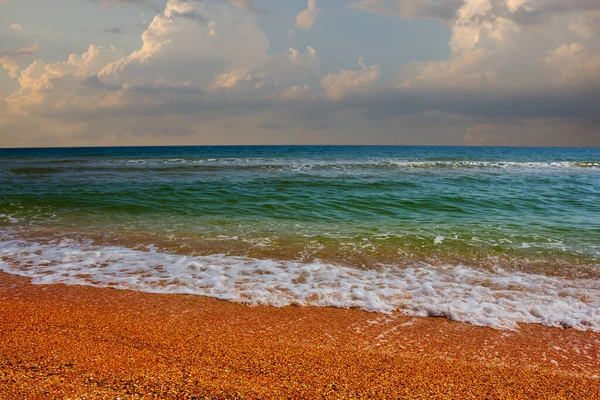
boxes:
[0,272,598,399]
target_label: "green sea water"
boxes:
[1,146,599,330]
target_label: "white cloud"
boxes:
[0,45,39,79]
[98,0,269,90]
[5,45,124,112]
[1,0,598,147]
[296,0,319,30]
[546,42,600,85]
[399,0,600,90]
[9,24,23,31]
[0,57,20,78]
[2,0,319,124]
[286,46,318,69]
[321,58,380,100]
[209,67,267,91]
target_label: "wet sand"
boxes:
[0,271,599,399]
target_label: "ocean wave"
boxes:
[1,238,598,331]
[76,159,600,170]
[8,159,598,174]
[94,159,600,169]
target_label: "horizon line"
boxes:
[2,144,599,150]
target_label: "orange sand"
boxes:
[0,271,599,399]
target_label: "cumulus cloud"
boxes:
[0,57,20,78]
[398,0,600,90]
[296,0,319,29]
[95,0,269,90]
[1,0,599,147]
[546,42,600,85]
[352,0,600,24]
[507,0,600,26]
[3,0,313,119]
[5,45,124,112]
[9,24,23,31]
[286,46,318,69]
[321,58,380,100]
[0,45,39,79]
[209,67,267,91]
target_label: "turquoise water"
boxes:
[1,146,599,330]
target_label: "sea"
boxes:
[0,146,599,331]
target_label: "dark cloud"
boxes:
[167,10,207,23]
[59,79,600,133]
[102,27,124,34]
[90,0,161,12]
[340,87,600,126]
[509,0,600,26]
[81,75,121,90]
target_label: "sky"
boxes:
[0,0,599,147]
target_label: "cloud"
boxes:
[296,0,319,29]
[2,0,599,147]
[286,46,318,69]
[9,24,23,31]
[96,0,269,90]
[258,121,285,130]
[91,0,260,12]
[462,119,599,147]
[321,58,380,100]
[209,67,267,91]
[545,42,600,86]
[266,85,316,101]
[5,45,124,111]
[398,0,600,90]
[3,0,301,118]
[351,0,464,21]
[91,0,159,8]
[102,27,125,34]
[351,1,600,24]
[227,0,260,12]
[508,0,600,26]
[0,57,19,78]
[0,45,39,78]
[464,124,492,145]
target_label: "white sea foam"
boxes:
[0,214,19,224]
[1,238,599,331]
[88,159,600,171]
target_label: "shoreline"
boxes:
[1,271,599,399]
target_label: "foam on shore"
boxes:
[1,238,599,331]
